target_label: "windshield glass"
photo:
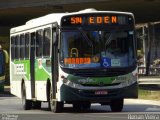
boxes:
[60,28,135,69]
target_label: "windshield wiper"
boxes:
[78,27,93,49]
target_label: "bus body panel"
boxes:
[10,58,51,101]
[10,62,32,99]
[60,82,138,102]
[58,67,138,102]
[35,81,48,101]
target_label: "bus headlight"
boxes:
[61,76,81,89]
[121,74,137,87]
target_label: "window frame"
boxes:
[43,28,51,57]
[20,34,25,59]
[25,33,30,59]
[15,35,20,60]
[36,29,43,58]
[11,36,15,61]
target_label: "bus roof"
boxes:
[10,8,134,34]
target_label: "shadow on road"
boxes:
[0,92,15,97]
[40,104,111,113]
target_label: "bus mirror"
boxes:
[3,50,9,64]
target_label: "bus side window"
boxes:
[11,36,15,60]
[36,30,43,57]
[43,28,51,57]
[25,33,29,59]
[20,34,25,59]
[15,35,20,60]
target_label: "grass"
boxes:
[138,89,160,101]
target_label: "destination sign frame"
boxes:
[61,13,134,27]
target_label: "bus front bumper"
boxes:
[60,82,138,102]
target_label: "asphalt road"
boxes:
[0,94,160,120]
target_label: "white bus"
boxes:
[10,9,138,113]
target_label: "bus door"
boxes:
[51,26,58,99]
[30,32,36,98]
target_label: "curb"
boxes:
[125,99,160,106]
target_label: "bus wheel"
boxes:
[22,84,32,110]
[110,99,124,112]
[73,103,81,110]
[81,102,91,109]
[33,101,41,109]
[49,88,63,113]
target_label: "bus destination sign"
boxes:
[71,16,117,24]
[61,14,133,26]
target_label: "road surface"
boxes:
[0,94,160,120]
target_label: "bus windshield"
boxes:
[60,28,135,69]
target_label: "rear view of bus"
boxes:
[59,10,138,112]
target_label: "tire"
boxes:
[33,101,41,109]
[49,87,63,113]
[73,103,81,110]
[81,102,91,109]
[21,83,32,110]
[110,99,124,112]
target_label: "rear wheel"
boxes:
[22,83,32,110]
[110,99,124,112]
[33,101,41,109]
[49,87,63,113]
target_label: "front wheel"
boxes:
[110,99,124,112]
[81,102,91,109]
[49,87,63,113]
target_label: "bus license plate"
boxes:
[95,90,108,95]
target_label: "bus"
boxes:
[10,9,138,112]
[0,45,8,92]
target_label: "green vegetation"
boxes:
[138,89,160,100]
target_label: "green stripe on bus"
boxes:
[14,59,51,81]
